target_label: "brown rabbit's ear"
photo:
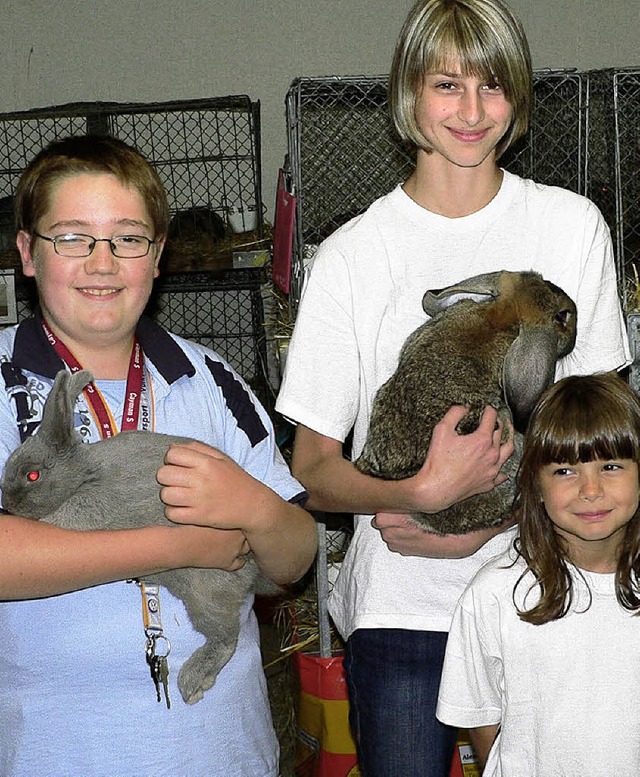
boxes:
[38,369,94,451]
[422,271,505,316]
[502,325,557,432]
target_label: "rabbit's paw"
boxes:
[177,641,235,704]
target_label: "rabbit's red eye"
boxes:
[27,471,40,482]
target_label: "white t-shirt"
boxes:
[276,172,631,638]
[437,546,640,776]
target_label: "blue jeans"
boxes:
[344,628,458,777]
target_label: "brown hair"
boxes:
[389,0,532,158]
[14,134,170,239]
[513,373,640,624]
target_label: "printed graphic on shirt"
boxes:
[0,361,93,442]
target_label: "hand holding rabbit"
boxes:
[159,440,285,533]
[412,405,514,511]
[373,511,517,557]
[159,440,313,584]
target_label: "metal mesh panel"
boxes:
[286,70,585,307]
[0,97,263,235]
[286,76,412,306]
[628,314,640,393]
[502,70,583,192]
[585,70,618,247]
[614,70,640,292]
[147,269,268,400]
[287,77,414,246]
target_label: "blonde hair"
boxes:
[389,0,532,157]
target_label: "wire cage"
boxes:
[0,97,271,405]
[285,70,586,308]
[615,70,640,395]
[614,70,640,291]
[0,96,264,245]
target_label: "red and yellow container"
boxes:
[294,651,360,777]
[293,650,478,777]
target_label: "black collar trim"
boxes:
[12,310,195,384]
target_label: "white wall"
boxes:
[1,0,638,219]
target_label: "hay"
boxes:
[262,283,295,385]
[161,227,271,274]
[626,262,640,313]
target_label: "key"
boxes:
[145,637,161,703]
[157,655,171,709]
[150,656,163,704]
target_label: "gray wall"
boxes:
[1,1,638,219]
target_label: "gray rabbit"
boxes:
[0,368,279,704]
[356,270,577,534]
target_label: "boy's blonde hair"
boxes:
[15,134,170,240]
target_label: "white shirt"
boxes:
[276,172,631,638]
[437,547,640,776]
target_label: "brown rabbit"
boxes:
[355,270,577,534]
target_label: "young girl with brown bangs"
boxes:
[437,372,640,776]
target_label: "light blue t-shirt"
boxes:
[0,316,305,777]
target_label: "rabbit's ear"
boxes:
[422,271,505,316]
[38,369,94,451]
[502,326,557,432]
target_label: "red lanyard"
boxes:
[41,318,145,439]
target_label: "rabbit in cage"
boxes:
[1,368,282,705]
[162,205,230,272]
[355,270,577,535]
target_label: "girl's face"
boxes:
[539,458,640,570]
[414,60,513,171]
[17,172,163,355]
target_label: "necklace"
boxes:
[41,317,167,705]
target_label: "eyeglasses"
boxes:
[34,232,157,259]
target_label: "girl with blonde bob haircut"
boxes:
[390,0,532,157]
[438,373,640,773]
[276,0,630,772]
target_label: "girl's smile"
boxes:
[538,458,640,570]
[413,64,513,170]
[574,509,613,521]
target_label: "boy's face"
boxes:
[17,172,164,356]
[538,458,640,571]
